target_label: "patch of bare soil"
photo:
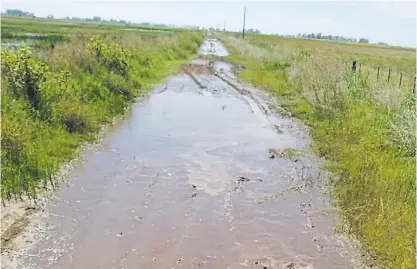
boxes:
[1,203,39,252]
[184,62,213,75]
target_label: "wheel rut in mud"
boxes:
[1,39,365,269]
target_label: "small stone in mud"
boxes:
[257,178,263,182]
[316,244,324,252]
[191,193,198,198]
[312,237,317,242]
[308,223,315,228]
[152,257,156,261]
[192,184,197,188]
[300,202,311,208]
[273,124,283,134]
[25,206,38,212]
[237,176,250,182]
[117,232,124,237]
[177,258,183,263]
[269,149,282,159]
[285,262,295,269]
[254,261,259,265]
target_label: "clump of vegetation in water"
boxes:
[281,148,301,160]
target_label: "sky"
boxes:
[1,0,416,47]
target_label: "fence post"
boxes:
[351,61,357,72]
[377,67,380,81]
[387,69,391,82]
[262,72,264,87]
[358,63,361,73]
[413,77,416,93]
[399,73,402,87]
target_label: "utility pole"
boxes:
[242,5,246,39]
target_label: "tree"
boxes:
[47,14,54,19]
[246,28,260,34]
[359,38,369,43]
[5,9,34,17]
[295,32,370,45]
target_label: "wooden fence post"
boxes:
[413,77,416,93]
[399,73,402,87]
[377,67,380,81]
[351,61,357,72]
[387,69,391,82]
[358,63,361,73]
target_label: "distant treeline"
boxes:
[3,9,34,17]
[1,9,200,30]
[296,33,370,43]
[236,28,383,46]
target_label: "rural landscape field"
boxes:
[1,4,416,269]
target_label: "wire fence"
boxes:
[351,61,416,92]
[245,61,416,93]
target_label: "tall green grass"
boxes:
[1,31,203,201]
[222,35,416,269]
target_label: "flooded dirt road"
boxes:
[2,39,363,269]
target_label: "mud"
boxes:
[1,39,365,269]
[1,207,39,252]
[199,38,229,57]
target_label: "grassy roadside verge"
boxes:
[221,35,416,269]
[1,31,203,201]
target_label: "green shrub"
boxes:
[89,35,131,77]
[1,48,49,110]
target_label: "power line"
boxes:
[242,5,246,39]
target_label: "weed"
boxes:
[281,149,302,160]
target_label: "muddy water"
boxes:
[199,38,229,57]
[15,40,362,269]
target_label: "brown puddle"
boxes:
[3,40,365,269]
